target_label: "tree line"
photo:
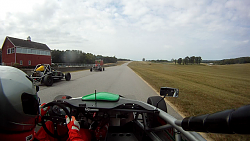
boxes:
[117,58,131,61]
[174,56,202,65]
[51,49,117,64]
[147,59,169,62]
[142,58,169,62]
[206,57,250,65]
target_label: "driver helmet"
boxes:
[0,66,39,132]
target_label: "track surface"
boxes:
[38,62,183,120]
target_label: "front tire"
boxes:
[65,73,71,81]
[44,75,53,86]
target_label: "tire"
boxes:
[147,96,167,128]
[44,75,53,86]
[90,68,92,72]
[147,96,167,112]
[65,73,71,81]
[54,95,72,100]
[103,67,105,71]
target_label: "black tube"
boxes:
[181,105,250,134]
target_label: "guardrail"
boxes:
[51,63,94,67]
[51,63,117,67]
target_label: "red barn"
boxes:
[1,36,51,67]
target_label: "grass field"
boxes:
[128,61,250,141]
[116,61,129,65]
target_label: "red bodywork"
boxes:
[95,60,103,66]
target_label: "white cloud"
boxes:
[243,40,249,44]
[0,0,249,60]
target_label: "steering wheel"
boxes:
[41,101,71,138]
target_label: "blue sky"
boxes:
[0,0,249,61]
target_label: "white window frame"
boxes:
[28,60,31,65]
[32,49,36,54]
[37,50,40,55]
[10,47,51,56]
[20,60,23,65]
[21,48,27,54]
[7,48,11,54]
[27,49,32,54]
[11,48,15,53]
[16,47,22,53]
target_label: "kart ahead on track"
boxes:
[90,64,105,72]
[90,60,105,72]
[30,64,71,86]
[41,87,250,141]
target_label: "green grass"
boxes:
[128,61,250,141]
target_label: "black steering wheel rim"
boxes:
[41,101,71,138]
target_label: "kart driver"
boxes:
[0,66,90,141]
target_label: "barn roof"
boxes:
[6,36,50,50]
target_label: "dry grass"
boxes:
[116,61,129,65]
[128,61,250,141]
[103,61,128,67]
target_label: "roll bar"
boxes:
[178,104,250,134]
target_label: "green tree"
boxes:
[103,56,117,63]
[195,56,202,64]
[96,55,103,60]
[85,53,95,64]
[51,49,117,64]
[63,50,81,63]
[190,56,195,64]
[198,56,202,64]
[195,57,199,64]
[51,50,64,63]
[184,56,190,65]
[177,58,182,65]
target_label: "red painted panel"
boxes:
[16,54,51,66]
[2,38,15,65]
[95,60,104,66]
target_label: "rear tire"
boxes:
[44,75,53,86]
[103,67,105,71]
[90,68,92,72]
[147,96,167,112]
[65,73,71,81]
[147,96,167,128]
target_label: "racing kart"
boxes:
[41,87,250,141]
[30,64,71,86]
[90,64,105,72]
[90,60,105,72]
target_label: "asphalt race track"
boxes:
[38,62,183,120]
